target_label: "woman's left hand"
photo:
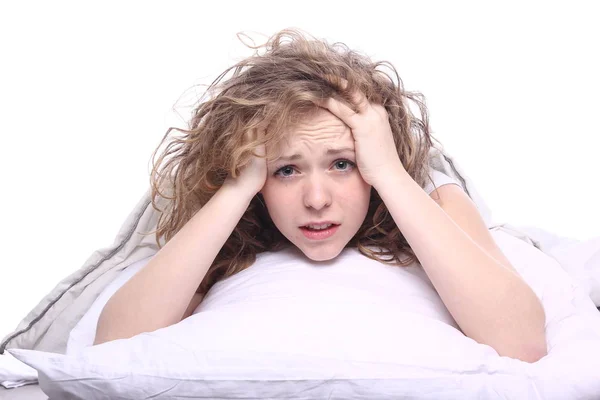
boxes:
[318,88,407,189]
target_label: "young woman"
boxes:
[94,28,547,363]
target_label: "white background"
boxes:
[0,1,598,339]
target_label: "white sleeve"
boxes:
[422,169,462,195]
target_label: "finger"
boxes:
[250,128,267,157]
[323,74,348,90]
[371,103,387,118]
[255,128,266,157]
[349,89,370,114]
[319,97,358,128]
[322,75,369,114]
[242,128,262,156]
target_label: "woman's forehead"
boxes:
[282,109,353,142]
[266,136,355,163]
[269,110,352,153]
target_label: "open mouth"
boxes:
[299,224,340,240]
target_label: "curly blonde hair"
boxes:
[146,28,443,297]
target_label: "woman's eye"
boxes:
[334,160,355,170]
[274,160,355,178]
[281,166,294,176]
[275,166,295,177]
[335,160,349,170]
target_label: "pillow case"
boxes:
[63,169,462,357]
[9,229,600,399]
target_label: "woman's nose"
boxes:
[303,175,332,210]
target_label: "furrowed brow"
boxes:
[277,147,354,162]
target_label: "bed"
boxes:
[2,145,599,399]
[0,384,47,400]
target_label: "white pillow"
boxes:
[62,169,459,356]
[66,256,153,355]
[10,230,600,399]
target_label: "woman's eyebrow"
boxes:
[325,147,355,156]
[278,147,355,161]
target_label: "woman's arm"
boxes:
[315,86,546,362]
[94,184,254,345]
[182,292,205,320]
[376,166,547,363]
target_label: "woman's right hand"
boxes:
[223,128,267,198]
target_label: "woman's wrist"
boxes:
[220,179,258,207]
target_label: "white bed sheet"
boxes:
[6,228,600,399]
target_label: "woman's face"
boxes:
[260,108,372,261]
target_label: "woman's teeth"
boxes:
[305,223,333,230]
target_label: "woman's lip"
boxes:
[299,222,339,227]
[299,224,340,240]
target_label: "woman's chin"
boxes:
[280,227,355,262]
[296,242,345,262]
